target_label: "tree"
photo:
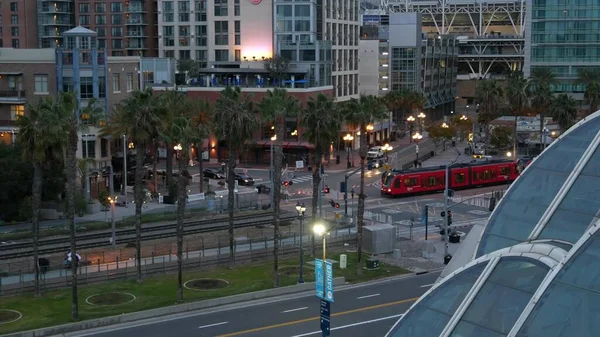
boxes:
[506,71,529,156]
[177,59,201,80]
[529,68,557,150]
[263,55,290,86]
[425,124,454,152]
[0,144,33,222]
[258,88,298,287]
[342,95,387,274]
[214,86,260,266]
[475,80,504,148]
[551,93,577,131]
[301,94,340,257]
[490,126,513,150]
[188,99,212,194]
[15,97,67,297]
[451,115,473,141]
[102,88,163,282]
[159,90,187,197]
[577,67,600,116]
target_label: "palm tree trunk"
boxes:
[134,141,145,282]
[310,149,322,257]
[176,145,189,302]
[227,147,236,266]
[66,127,79,320]
[272,123,283,288]
[539,110,545,152]
[513,106,518,158]
[198,144,204,193]
[153,142,159,194]
[32,161,43,297]
[166,143,174,194]
[357,130,367,276]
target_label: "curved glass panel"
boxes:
[518,233,600,337]
[540,147,600,243]
[388,262,488,337]
[449,257,549,337]
[477,116,600,257]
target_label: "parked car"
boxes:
[235,173,255,186]
[203,168,225,179]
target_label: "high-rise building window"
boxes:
[11,27,18,36]
[178,1,190,21]
[80,77,94,98]
[234,49,241,62]
[97,27,107,37]
[214,21,228,45]
[179,26,189,46]
[196,50,207,67]
[9,2,17,12]
[81,140,96,158]
[215,49,229,61]
[111,14,122,25]
[98,39,106,48]
[111,27,123,37]
[195,0,207,21]
[110,2,122,12]
[126,73,134,91]
[163,26,175,46]
[234,0,240,16]
[164,50,175,58]
[35,75,49,94]
[95,15,106,25]
[180,50,191,60]
[162,1,174,22]
[79,15,90,25]
[195,25,207,46]
[95,2,106,12]
[111,39,122,49]
[214,0,228,17]
[112,73,121,92]
[234,21,240,45]
[11,15,18,24]
[10,105,24,119]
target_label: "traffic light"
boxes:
[447,211,453,225]
[329,199,340,208]
[323,185,330,194]
[340,181,346,193]
[282,181,294,186]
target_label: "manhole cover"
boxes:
[279,266,315,276]
[85,292,136,306]
[184,278,230,290]
[0,310,22,325]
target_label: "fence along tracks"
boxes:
[0,212,293,260]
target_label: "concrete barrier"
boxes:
[5,277,346,337]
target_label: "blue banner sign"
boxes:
[325,261,334,302]
[315,259,324,299]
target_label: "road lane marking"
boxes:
[420,283,435,288]
[215,297,419,337]
[199,321,228,329]
[282,307,308,313]
[289,314,404,337]
[357,293,380,300]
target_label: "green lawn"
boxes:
[0,252,409,335]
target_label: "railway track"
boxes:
[0,213,294,260]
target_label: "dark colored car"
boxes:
[203,168,225,179]
[235,173,255,186]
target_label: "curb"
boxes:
[3,277,345,337]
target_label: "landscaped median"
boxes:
[0,252,409,336]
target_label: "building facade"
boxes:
[524,0,600,104]
[0,0,39,48]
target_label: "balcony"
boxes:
[126,18,147,25]
[126,30,147,37]
[125,6,147,13]
[0,90,26,103]
[126,42,147,49]
[41,5,71,13]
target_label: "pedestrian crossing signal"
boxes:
[323,185,330,194]
[329,199,340,208]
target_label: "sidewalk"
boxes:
[422,140,472,168]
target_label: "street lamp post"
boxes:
[542,128,549,151]
[441,123,449,151]
[123,135,128,207]
[407,116,415,142]
[343,133,354,168]
[313,222,329,337]
[295,202,307,284]
[417,112,426,134]
[366,124,374,147]
[270,135,276,207]
[382,143,393,163]
[412,132,423,167]
[108,196,118,248]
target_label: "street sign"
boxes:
[320,299,331,336]
[421,205,428,225]
[325,260,334,302]
[315,259,324,299]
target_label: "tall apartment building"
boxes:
[156,0,359,101]
[524,0,600,104]
[0,0,39,48]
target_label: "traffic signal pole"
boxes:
[444,164,450,257]
[344,167,362,218]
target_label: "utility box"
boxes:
[366,258,380,270]
[362,224,396,254]
[340,254,347,269]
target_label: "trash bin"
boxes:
[366,258,380,269]
[430,150,435,158]
[444,254,453,265]
[452,140,456,147]
[336,155,340,164]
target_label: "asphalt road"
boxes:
[75,272,441,337]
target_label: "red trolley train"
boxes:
[380,159,519,197]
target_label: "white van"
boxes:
[366,146,384,159]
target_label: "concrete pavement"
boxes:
[64,271,441,337]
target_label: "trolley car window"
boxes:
[394,177,401,188]
[384,174,394,186]
[500,167,510,176]
[482,169,497,180]
[426,177,436,187]
[405,178,417,187]
[455,173,466,183]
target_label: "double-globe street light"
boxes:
[107,196,118,248]
[417,112,426,133]
[412,132,423,167]
[407,115,415,142]
[382,143,393,162]
[441,122,449,151]
[296,202,307,284]
[343,133,354,168]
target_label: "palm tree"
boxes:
[188,99,212,193]
[342,95,387,274]
[301,94,341,257]
[16,97,67,297]
[102,88,163,282]
[529,68,557,150]
[576,68,600,116]
[163,97,201,302]
[160,90,185,197]
[506,71,529,157]
[258,88,298,287]
[214,86,259,266]
[383,90,406,139]
[551,93,577,131]
[475,80,504,148]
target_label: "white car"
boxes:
[366,146,385,159]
